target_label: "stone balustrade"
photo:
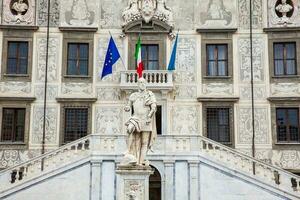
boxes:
[120,70,174,91]
[0,134,299,197]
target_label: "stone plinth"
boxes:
[116,165,154,200]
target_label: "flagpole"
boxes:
[108,31,126,70]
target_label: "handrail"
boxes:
[0,135,91,175]
[197,135,300,179]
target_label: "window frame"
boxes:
[206,44,229,76]
[62,32,94,82]
[0,101,31,149]
[60,103,92,145]
[128,34,166,71]
[201,35,233,81]
[7,41,29,75]
[203,102,234,146]
[66,43,90,76]
[268,34,300,82]
[141,44,160,71]
[275,107,300,144]
[1,31,33,81]
[273,42,297,76]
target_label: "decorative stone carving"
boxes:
[100,137,116,152]
[0,150,34,168]
[60,0,98,27]
[202,83,233,95]
[272,150,300,169]
[0,81,31,94]
[175,85,197,99]
[238,0,262,29]
[271,83,300,96]
[122,0,174,27]
[240,86,266,100]
[171,106,198,135]
[32,106,58,145]
[175,138,190,151]
[2,0,35,25]
[198,0,236,28]
[37,0,60,26]
[35,85,58,101]
[268,0,300,27]
[238,37,264,82]
[168,0,194,30]
[237,107,269,144]
[36,37,59,82]
[173,37,196,84]
[122,78,157,166]
[125,180,143,200]
[95,107,123,135]
[62,83,92,95]
[100,0,125,28]
[96,87,121,101]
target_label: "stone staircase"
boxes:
[0,134,299,199]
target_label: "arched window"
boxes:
[149,166,161,200]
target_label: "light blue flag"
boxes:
[101,36,121,79]
[167,33,178,71]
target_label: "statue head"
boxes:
[137,78,146,91]
[282,0,287,4]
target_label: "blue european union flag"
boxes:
[167,33,178,71]
[101,37,121,79]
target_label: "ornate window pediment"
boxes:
[122,0,174,34]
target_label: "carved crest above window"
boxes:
[2,0,35,25]
[122,0,174,33]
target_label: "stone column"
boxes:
[164,160,175,200]
[90,159,102,200]
[189,161,199,200]
[116,165,154,200]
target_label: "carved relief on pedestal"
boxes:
[238,37,264,83]
[95,107,123,135]
[125,180,144,200]
[268,0,300,27]
[202,83,233,96]
[36,37,59,82]
[198,0,236,28]
[171,106,198,135]
[37,0,60,26]
[271,83,300,96]
[272,150,300,169]
[61,82,92,95]
[2,0,35,25]
[60,0,98,27]
[31,106,58,145]
[0,81,31,94]
[122,0,174,27]
[237,107,269,144]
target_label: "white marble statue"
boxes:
[275,0,293,24]
[154,0,174,27]
[122,78,157,166]
[12,0,28,15]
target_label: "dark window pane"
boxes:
[141,44,159,70]
[64,108,88,143]
[19,42,28,57]
[7,59,17,74]
[156,106,162,135]
[67,60,77,75]
[79,61,88,75]
[286,43,296,59]
[8,42,17,58]
[207,108,230,143]
[148,61,159,70]
[217,45,227,60]
[274,60,284,75]
[208,61,216,76]
[276,108,300,142]
[148,45,158,60]
[286,60,296,75]
[19,59,28,74]
[79,44,88,59]
[68,44,77,59]
[207,45,215,60]
[274,44,284,59]
[218,61,226,76]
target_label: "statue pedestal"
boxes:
[116,165,154,200]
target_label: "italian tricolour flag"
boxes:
[135,36,143,78]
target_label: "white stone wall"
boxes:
[0,0,299,172]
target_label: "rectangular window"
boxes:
[206,44,228,76]
[1,108,26,142]
[67,43,89,76]
[141,44,159,70]
[7,42,28,75]
[64,108,88,143]
[156,105,162,135]
[207,108,230,143]
[276,108,299,142]
[274,42,297,76]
